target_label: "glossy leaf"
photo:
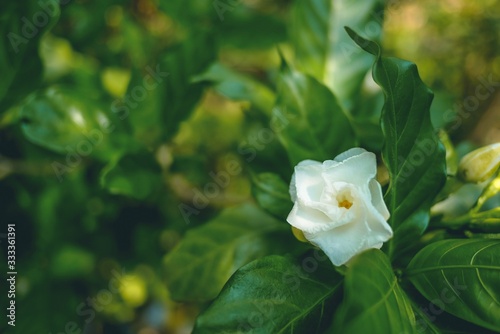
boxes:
[19,86,123,158]
[193,62,275,116]
[273,60,356,166]
[251,172,292,220]
[290,0,384,111]
[0,1,59,112]
[347,28,447,259]
[331,249,417,334]
[408,286,500,334]
[163,204,295,302]
[194,254,343,334]
[406,239,500,332]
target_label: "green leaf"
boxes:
[193,62,275,116]
[406,239,500,332]
[410,302,442,334]
[407,286,499,334]
[100,149,162,200]
[331,249,417,334]
[19,86,124,158]
[347,28,447,260]
[217,7,287,50]
[194,254,343,334]
[50,245,95,279]
[0,1,60,112]
[127,32,215,146]
[163,204,296,302]
[290,0,384,111]
[251,172,292,220]
[273,60,356,166]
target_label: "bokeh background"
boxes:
[0,0,499,333]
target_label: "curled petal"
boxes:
[369,179,390,220]
[291,160,323,202]
[322,151,377,186]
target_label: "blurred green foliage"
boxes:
[0,0,499,333]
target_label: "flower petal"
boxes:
[286,202,334,234]
[366,211,393,245]
[369,179,390,220]
[333,147,367,162]
[304,218,369,266]
[293,160,323,203]
[322,151,377,187]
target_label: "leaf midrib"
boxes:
[405,264,500,278]
[277,280,343,334]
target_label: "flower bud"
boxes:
[458,143,500,183]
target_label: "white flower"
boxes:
[286,148,393,266]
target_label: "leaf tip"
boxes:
[344,27,380,57]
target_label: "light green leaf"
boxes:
[193,254,343,334]
[290,0,383,111]
[406,239,500,332]
[251,172,292,220]
[51,245,95,279]
[193,62,275,116]
[331,249,417,334]
[347,28,447,259]
[273,60,356,166]
[163,204,296,302]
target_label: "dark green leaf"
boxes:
[290,0,384,111]
[407,284,500,334]
[251,172,292,220]
[100,149,162,200]
[127,32,215,146]
[411,304,442,334]
[193,62,275,116]
[194,254,343,334]
[217,7,287,50]
[331,249,417,334]
[0,1,60,112]
[163,204,296,302]
[273,60,356,166]
[347,28,447,260]
[406,239,500,332]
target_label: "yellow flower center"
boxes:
[338,199,353,209]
